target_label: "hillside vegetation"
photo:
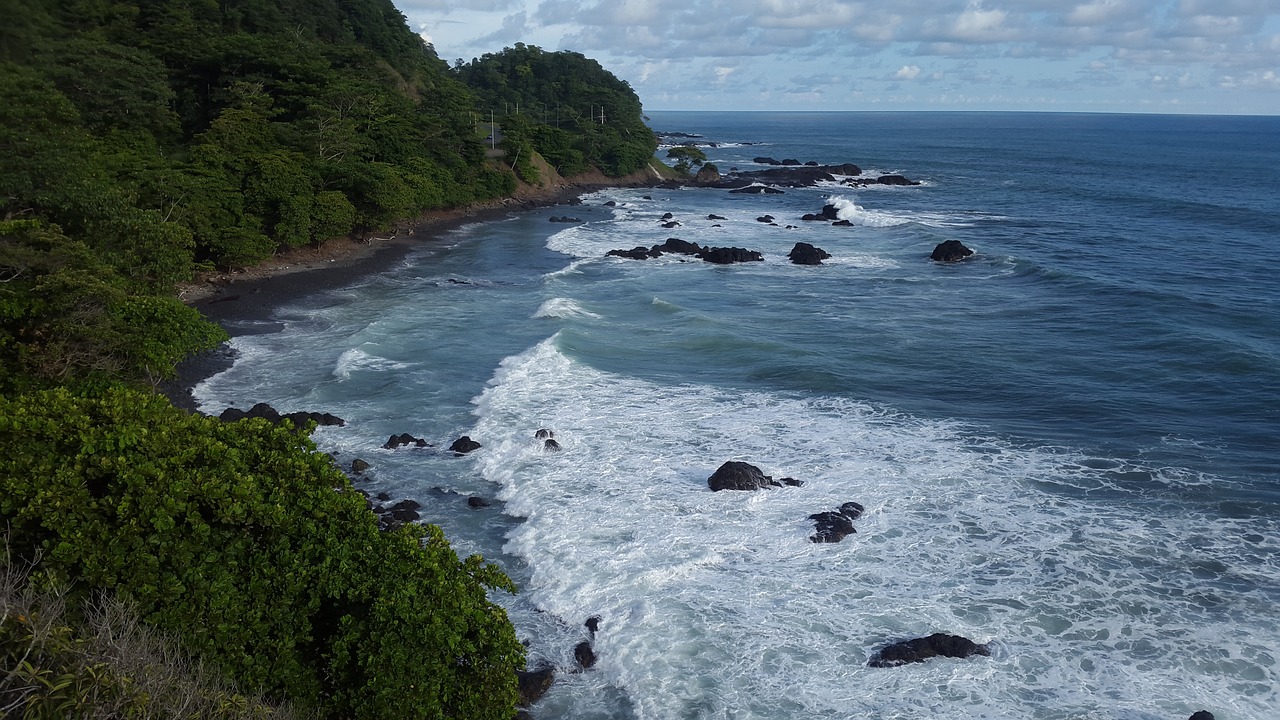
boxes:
[0,0,656,717]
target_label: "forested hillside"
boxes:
[456,43,657,179]
[0,1,654,717]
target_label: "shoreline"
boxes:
[165,171,672,411]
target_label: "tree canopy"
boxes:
[455,43,658,178]
[0,1,681,716]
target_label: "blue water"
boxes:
[196,112,1280,719]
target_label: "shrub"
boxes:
[0,385,524,719]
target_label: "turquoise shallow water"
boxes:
[197,112,1280,719]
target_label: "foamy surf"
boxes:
[470,337,1278,719]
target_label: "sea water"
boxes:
[195,112,1280,719]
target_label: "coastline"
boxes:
[166,169,672,411]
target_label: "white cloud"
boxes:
[395,0,1280,113]
[894,64,923,80]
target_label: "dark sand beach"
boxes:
[167,172,667,410]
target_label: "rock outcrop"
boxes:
[449,436,482,454]
[707,461,801,491]
[809,501,864,543]
[930,240,974,262]
[801,204,841,222]
[788,242,831,265]
[218,403,345,428]
[383,433,429,449]
[697,247,763,264]
[517,666,555,707]
[868,633,990,668]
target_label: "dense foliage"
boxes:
[2,555,303,719]
[1,2,659,715]
[0,386,524,718]
[455,44,658,178]
[1,0,511,277]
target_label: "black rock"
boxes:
[756,215,775,223]
[777,477,804,487]
[517,666,556,706]
[585,616,601,635]
[603,200,617,206]
[1188,712,1215,720]
[804,160,819,166]
[708,461,773,491]
[788,242,831,265]
[661,221,681,228]
[544,439,562,452]
[549,216,581,223]
[607,246,660,260]
[385,499,421,523]
[653,237,702,255]
[753,156,782,165]
[697,246,764,264]
[449,436,482,454]
[535,429,555,439]
[218,403,345,428]
[868,633,991,668]
[574,641,597,670]
[467,496,490,508]
[931,240,974,262]
[801,204,841,222]
[839,501,865,520]
[661,212,674,220]
[877,174,920,186]
[351,458,370,474]
[383,433,428,449]
[376,491,391,501]
[780,158,801,165]
[707,214,727,220]
[809,511,856,543]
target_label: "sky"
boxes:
[393,0,1280,115]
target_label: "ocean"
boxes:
[194,111,1280,719]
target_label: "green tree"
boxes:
[0,385,525,719]
[667,145,707,176]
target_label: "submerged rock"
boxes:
[868,633,990,668]
[383,433,428,449]
[449,436,482,454]
[517,666,555,706]
[607,246,660,260]
[544,438,562,452]
[809,503,862,543]
[707,461,774,491]
[801,204,841,222]
[931,240,974,262]
[788,242,831,265]
[218,402,345,428]
[697,247,763,264]
[574,641,597,670]
[654,237,702,255]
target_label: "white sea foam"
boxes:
[825,195,983,229]
[471,338,1280,720]
[332,347,410,380]
[534,298,602,320]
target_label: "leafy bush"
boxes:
[0,386,525,719]
[2,552,303,719]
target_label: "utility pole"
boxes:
[490,110,495,149]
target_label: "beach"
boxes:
[169,172,666,411]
